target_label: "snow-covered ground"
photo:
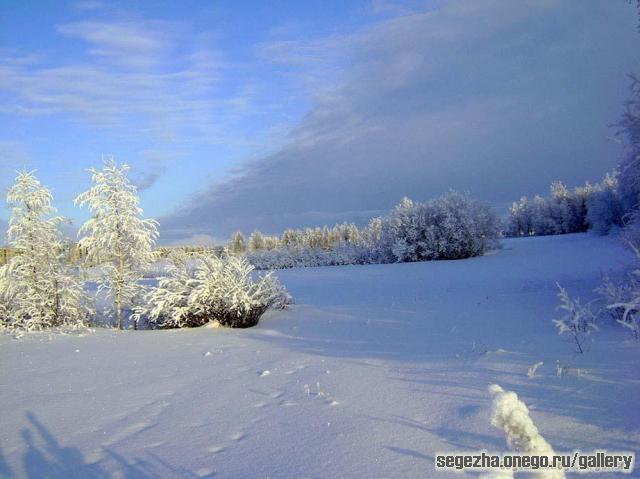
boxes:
[1,233,639,478]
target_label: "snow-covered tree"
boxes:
[263,235,280,250]
[0,171,91,331]
[133,252,291,328]
[75,158,158,329]
[0,264,12,329]
[586,172,624,234]
[616,75,640,213]
[248,231,265,252]
[229,231,246,254]
[553,284,598,353]
[506,196,533,237]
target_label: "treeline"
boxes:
[228,191,501,270]
[229,222,361,255]
[506,174,622,237]
[507,75,639,238]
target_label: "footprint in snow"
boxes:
[229,432,246,441]
[206,445,226,454]
[195,467,216,478]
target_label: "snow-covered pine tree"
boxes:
[75,158,158,329]
[0,171,91,331]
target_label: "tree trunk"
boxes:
[115,255,124,330]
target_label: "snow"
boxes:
[487,384,564,479]
[1,233,639,478]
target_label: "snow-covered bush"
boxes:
[75,158,158,329]
[553,284,598,353]
[487,384,565,479]
[0,171,91,331]
[374,191,500,262]
[596,275,629,324]
[603,243,640,339]
[133,252,291,329]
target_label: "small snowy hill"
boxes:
[1,233,638,478]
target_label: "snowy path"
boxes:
[1,233,639,478]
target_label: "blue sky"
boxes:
[1,0,639,245]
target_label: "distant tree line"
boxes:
[228,191,501,270]
[507,75,639,238]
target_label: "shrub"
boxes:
[553,284,598,353]
[375,191,501,262]
[133,252,291,329]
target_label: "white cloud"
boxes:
[0,20,240,145]
[57,21,173,69]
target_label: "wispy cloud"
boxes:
[57,21,174,69]
[0,19,251,145]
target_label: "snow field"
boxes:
[1,233,639,478]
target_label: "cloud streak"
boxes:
[159,0,640,242]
